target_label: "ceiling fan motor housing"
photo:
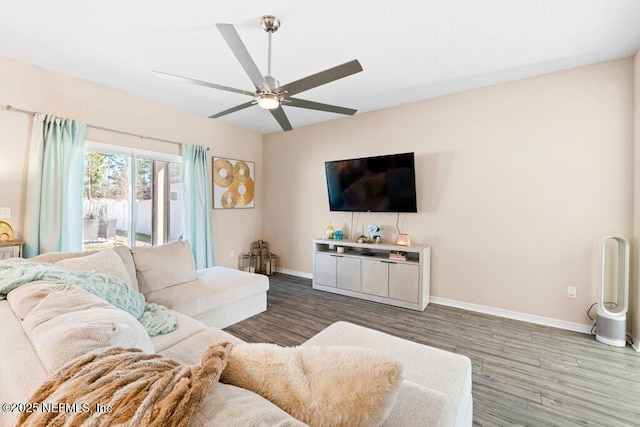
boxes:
[265,75,280,91]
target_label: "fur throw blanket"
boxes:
[17,342,233,427]
[221,343,403,427]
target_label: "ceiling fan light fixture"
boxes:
[257,92,280,109]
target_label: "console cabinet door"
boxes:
[361,259,389,297]
[388,263,419,303]
[336,256,361,291]
[315,253,337,287]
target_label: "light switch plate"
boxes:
[0,207,10,219]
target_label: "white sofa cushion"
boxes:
[56,248,133,287]
[112,245,139,291]
[7,283,154,373]
[144,267,269,318]
[150,310,208,353]
[191,383,306,427]
[0,301,49,427]
[132,240,197,293]
[159,327,245,364]
[382,381,454,427]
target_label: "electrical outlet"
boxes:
[0,207,10,218]
[567,286,577,298]
[229,250,235,258]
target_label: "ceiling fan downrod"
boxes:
[261,15,280,88]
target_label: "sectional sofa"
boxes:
[0,241,473,426]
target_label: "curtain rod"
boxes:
[3,104,205,149]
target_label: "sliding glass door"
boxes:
[83,147,182,250]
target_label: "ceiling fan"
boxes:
[153,15,363,131]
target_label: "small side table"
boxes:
[0,240,24,260]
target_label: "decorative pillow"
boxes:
[28,250,96,264]
[7,283,155,372]
[220,343,404,427]
[112,245,139,291]
[56,249,132,287]
[131,240,198,294]
[17,342,232,427]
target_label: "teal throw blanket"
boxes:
[0,261,176,336]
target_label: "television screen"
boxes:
[325,152,417,212]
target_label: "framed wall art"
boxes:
[212,157,255,209]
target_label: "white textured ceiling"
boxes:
[1,1,639,134]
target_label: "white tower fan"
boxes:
[595,236,629,347]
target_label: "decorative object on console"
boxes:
[333,230,344,240]
[213,157,255,209]
[396,234,411,246]
[355,225,370,243]
[389,251,407,261]
[325,222,335,239]
[395,212,411,246]
[367,224,381,242]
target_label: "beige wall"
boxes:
[263,58,635,327]
[0,56,263,268]
[1,54,635,330]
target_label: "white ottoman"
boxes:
[302,321,473,426]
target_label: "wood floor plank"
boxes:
[473,370,543,404]
[224,274,640,426]
[539,388,639,427]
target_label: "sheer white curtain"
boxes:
[181,144,214,268]
[23,114,86,257]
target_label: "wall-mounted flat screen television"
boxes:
[325,152,417,212]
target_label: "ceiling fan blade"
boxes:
[209,101,256,119]
[270,106,293,131]
[287,97,357,115]
[152,71,255,97]
[216,23,270,91]
[276,59,363,97]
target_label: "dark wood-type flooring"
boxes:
[224,274,640,427]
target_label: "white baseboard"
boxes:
[272,271,596,335]
[276,268,312,279]
[631,334,640,351]
[429,296,594,335]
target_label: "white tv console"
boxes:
[312,239,430,311]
